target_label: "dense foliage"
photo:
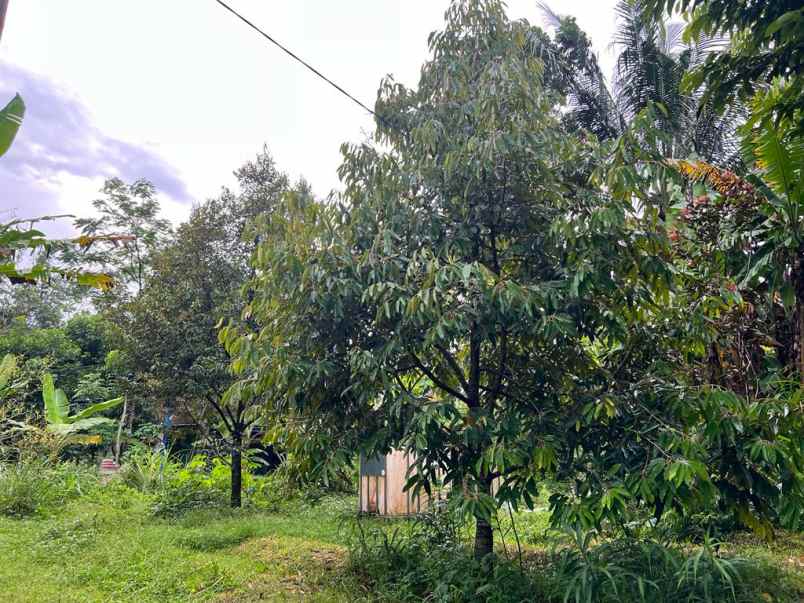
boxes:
[221,0,803,560]
[1,0,801,597]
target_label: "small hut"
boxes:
[358,450,434,515]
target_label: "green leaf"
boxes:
[42,373,70,425]
[71,397,125,422]
[765,9,803,36]
[47,417,116,435]
[0,94,25,158]
[0,354,18,391]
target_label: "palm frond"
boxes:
[745,119,801,201]
[535,1,563,30]
[666,159,764,204]
[659,21,685,56]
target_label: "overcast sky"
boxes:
[0,0,618,236]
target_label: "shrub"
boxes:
[0,460,97,518]
[148,456,227,517]
[544,528,801,603]
[151,478,226,518]
[346,511,801,603]
[0,462,52,517]
[119,450,231,517]
[347,505,544,602]
[119,444,178,493]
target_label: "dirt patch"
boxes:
[216,536,350,601]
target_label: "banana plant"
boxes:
[41,373,123,443]
[0,93,24,158]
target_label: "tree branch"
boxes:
[434,342,470,394]
[487,330,508,406]
[407,348,471,404]
[206,394,234,433]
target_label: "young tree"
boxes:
[70,177,172,296]
[223,0,670,558]
[126,149,292,507]
[225,0,803,559]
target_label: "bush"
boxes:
[151,478,226,517]
[544,528,800,603]
[346,510,801,603]
[118,449,309,516]
[0,461,97,518]
[117,448,350,517]
[119,444,177,493]
[146,455,226,517]
[347,505,544,602]
[0,462,52,517]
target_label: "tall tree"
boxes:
[539,0,744,169]
[225,0,803,559]
[223,0,672,558]
[645,0,803,127]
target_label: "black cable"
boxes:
[214,0,378,119]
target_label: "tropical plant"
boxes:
[645,0,803,127]
[1,95,116,291]
[0,94,24,158]
[0,354,28,459]
[41,373,122,444]
[539,0,744,167]
[221,0,690,559]
[124,149,294,507]
[665,77,803,380]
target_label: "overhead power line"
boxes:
[214,0,378,119]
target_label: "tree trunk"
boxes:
[474,515,493,561]
[473,478,493,560]
[796,247,804,385]
[231,431,242,508]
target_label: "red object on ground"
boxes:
[99,458,120,483]
[100,459,119,470]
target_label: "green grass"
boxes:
[0,492,365,602]
[0,486,802,602]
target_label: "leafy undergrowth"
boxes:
[0,480,801,602]
[346,510,804,603]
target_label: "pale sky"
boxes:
[0,1,618,236]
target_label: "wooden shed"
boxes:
[359,450,435,515]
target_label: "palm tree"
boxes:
[538,0,744,166]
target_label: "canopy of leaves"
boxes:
[540,0,743,166]
[645,0,803,125]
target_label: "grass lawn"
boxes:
[0,493,366,602]
[1,491,802,602]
